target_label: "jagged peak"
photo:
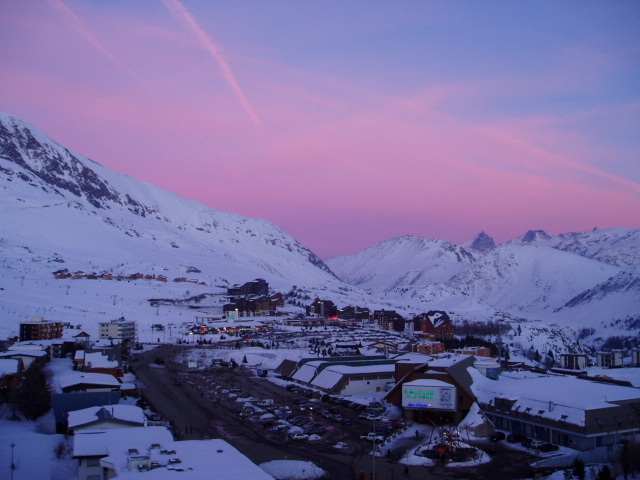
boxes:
[516,229,553,244]
[466,231,496,254]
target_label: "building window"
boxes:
[86,458,100,466]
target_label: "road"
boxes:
[133,345,538,480]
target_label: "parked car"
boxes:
[292,433,309,440]
[507,433,527,444]
[489,431,506,442]
[538,443,560,452]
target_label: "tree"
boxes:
[595,465,615,480]
[242,355,248,364]
[572,458,586,480]
[19,362,52,420]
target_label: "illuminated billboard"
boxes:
[401,379,457,411]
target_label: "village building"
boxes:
[560,353,589,370]
[596,350,624,368]
[372,310,405,331]
[99,317,138,343]
[73,428,274,480]
[74,350,123,378]
[223,293,284,316]
[472,370,640,451]
[0,358,22,391]
[416,341,446,355]
[385,353,476,424]
[631,348,640,367]
[19,317,64,341]
[338,305,370,321]
[275,355,396,395]
[415,313,456,339]
[452,346,492,358]
[227,278,269,296]
[68,404,146,434]
[306,298,338,318]
[58,372,124,394]
[0,347,48,369]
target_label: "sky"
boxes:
[1,1,639,259]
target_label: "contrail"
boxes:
[161,0,262,132]
[47,0,145,85]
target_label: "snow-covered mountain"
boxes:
[326,236,476,291]
[329,228,640,332]
[0,112,338,289]
[446,244,620,315]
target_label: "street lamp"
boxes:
[10,443,16,480]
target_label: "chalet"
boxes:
[416,312,455,339]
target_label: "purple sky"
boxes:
[2,1,639,259]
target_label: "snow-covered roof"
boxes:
[0,358,21,375]
[403,378,452,388]
[292,362,321,384]
[73,426,173,458]
[85,352,119,369]
[470,369,640,426]
[58,372,121,390]
[68,405,145,429]
[74,428,274,479]
[0,350,47,358]
[311,363,395,390]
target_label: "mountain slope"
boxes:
[0,113,339,291]
[326,236,476,291]
[446,244,621,314]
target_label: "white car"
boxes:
[292,433,309,440]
